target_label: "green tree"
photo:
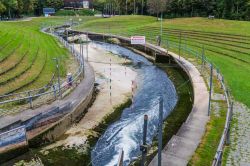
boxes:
[0,1,6,14]
[45,0,63,10]
[2,0,18,18]
[147,0,169,18]
[16,0,24,15]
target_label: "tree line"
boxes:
[94,0,250,20]
[0,0,250,20]
[0,0,63,19]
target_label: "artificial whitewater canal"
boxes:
[4,38,178,166]
[91,42,178,166]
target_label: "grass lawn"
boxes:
[0,16,99,95]
[0,17,71,95]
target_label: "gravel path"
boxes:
[226,102,250,166]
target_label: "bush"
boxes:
[55,9,95,16]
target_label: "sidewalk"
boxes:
[149,46,209,166]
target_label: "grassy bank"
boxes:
[189,101,227,165]
[0,18,70,95]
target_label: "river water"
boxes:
[91,42,178,166]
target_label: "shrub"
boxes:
[55,9,95,16]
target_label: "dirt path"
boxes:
[42,42,136,150]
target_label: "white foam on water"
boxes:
[106,115,144,166]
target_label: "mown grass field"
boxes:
[0,17,73,95]
[0,16,97,96]
[75,16,250,109]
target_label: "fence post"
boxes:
[202,45,205,69]
[140,115,148,166]
[53,58,62,99]
[81,43,85,77]
[167,50,170,64]
[217,68,220,79]
[230,102,234,121]
[226,123,231,145]
[218,151,223,166]
[208,64,213,116]
[184,35,187,55]
[221,76,224,89]
[158,97,163,166]
[117,149,124,166]
[52,85,57,99]
[28,91,33,109]
[86,32,89,61]
[178,32,182,59]
[166,38,169,51]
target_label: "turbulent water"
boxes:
[91,42,178,166]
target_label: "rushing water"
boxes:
[91,42,178,166]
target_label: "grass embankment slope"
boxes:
[0,17,73,96]
[75,16,250,109]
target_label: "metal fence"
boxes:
[0,27,85,115]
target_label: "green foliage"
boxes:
[0,0,63,18]
[0,1,6,14]
[45,0,63,10]
[93,0,250,20]
[55,9,95,16]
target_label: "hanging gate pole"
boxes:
[158,97,163,166]
[140,115,148,166]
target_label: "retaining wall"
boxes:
[29,63,95,147]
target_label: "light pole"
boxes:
[160,12,163,37]
[53,58,62,99]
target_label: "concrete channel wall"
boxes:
[29,64,95,147]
